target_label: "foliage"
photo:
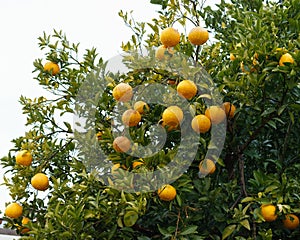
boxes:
[1,0,300,239]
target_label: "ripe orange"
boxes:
[191,114,211,133]
[261,204,278,222]
[113,136,131,153]
[43,62,60,76]
[112,83,133,102]
[134,101,149,114]
[122,109,141,127]
[205,106,226,124]
[31,173,49,191]
[160,27,180,47]
[160,119,179,131]
[167,79,177,85]
[155,45,174,60]
[199,159,216,175]
[16,150,33,166]
[222,102,236,119]
[283,214,299,230]
[240,61,250,74]
[96,131,103,140]
[188,27,209,45]
[132,160,144,168]
[20,217,30,233]
[177,80,197,100]
[157,184,177,201]
[5,202,23,219]
[279,53,294,66]
[230,53,236,61]
[162,106,184,128]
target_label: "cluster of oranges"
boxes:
[4,150,50,232]
[155,26,209,60]
[230,49,295,74]
[260,204,299,230]
[107,25,236,201]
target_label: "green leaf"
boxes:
[240,219,251,230]
[123,211,139,227]
[179,225,198,236]
[157,224,172,237]
[241,197,255,203]
[222,224,236,240]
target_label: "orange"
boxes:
[191,114,211,133]
[167,79,177,85]
[134,101,149,114]
[188,27,209,45]
[20,217,30,233]
[112,83,133,102]
[160,119,179,131]
[162,106,184,128]
[279,53,294,66]
[157,184,177,201]
[122,109,141,127]
[31,173,49,191]
[283,214,299,230]
[43,62,60,76]
[222,102,236,119]
[261,204,278,222]
[132,160,144,169]
[5,202,23,219]
[160,27,180,47]
[240,61,250,74]
[205,106,226,124]
[177,80,197,100]
[199,159,216,175]
[230,53,236,61]
[113,136,131,153]
[96,131,103,140]
[16,150,33,166]
[155,45,174,60]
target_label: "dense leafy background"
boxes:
[1,0,300,239]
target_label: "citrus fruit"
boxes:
[134,101,149,114]
[20,217,30,233]
[222,102,236,119]
[205,106,226,124]
[5,202,23,219]
[113,136,131,153]
[279,53,294,66]
[132,160,144,169]
[191,114,211,133]
[160,119,179,131]
[188,27,209,45]
[199,159,216,175]
[112,83,133,102]
[122,109,141,127]
[31,173,49,191]
[177,80,197,100]
[96,131,103,140]
[230,53,236,61]
[240,61,250,74]
[15,150,33,166]
[160,27,180,47]
[162,106,184,127]
[157,184,177,201]
[167,79,176,85]
[261,204,278,222]
[283,214,299,230]
[43,61,60,76]
[155,45,174,60]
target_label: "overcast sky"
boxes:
[0,0,219,215]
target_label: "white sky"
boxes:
[0,0,219,216]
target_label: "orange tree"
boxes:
[1,0,300,239]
